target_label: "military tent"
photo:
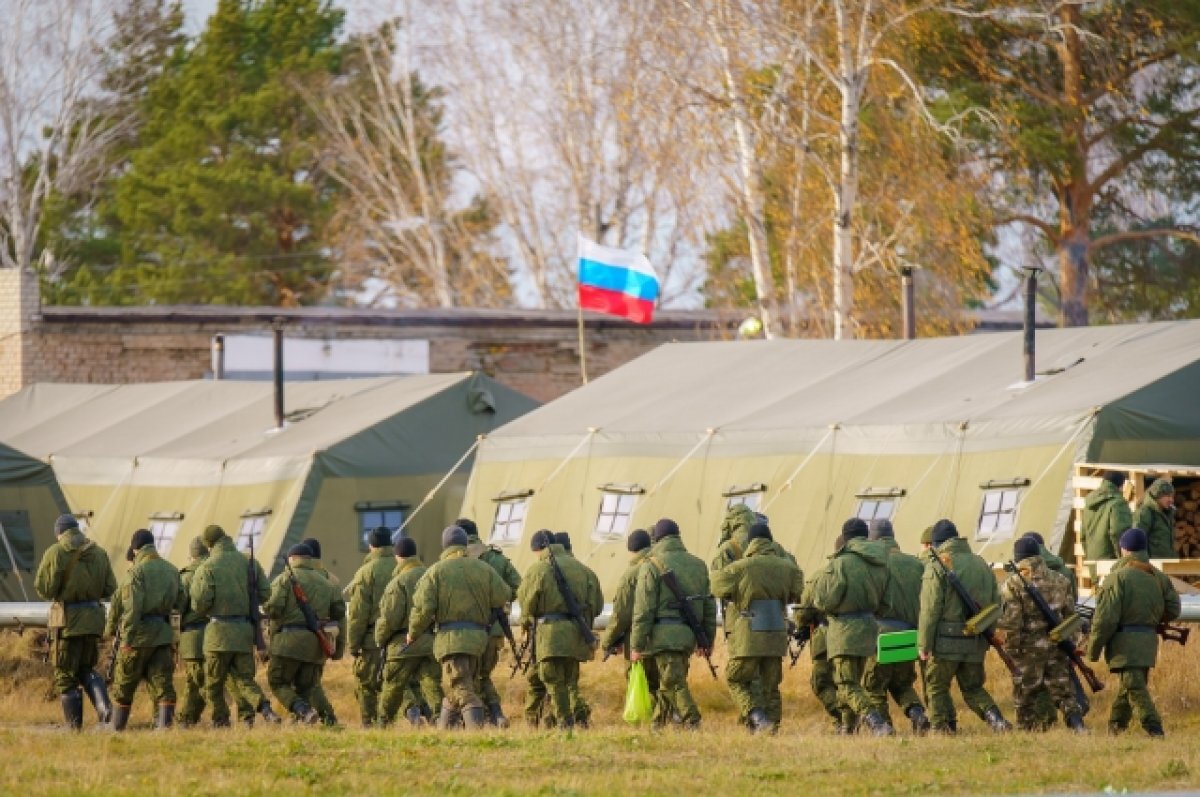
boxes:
[0,441,69,600]
[460,320,1200,590]
[0,373,537,585]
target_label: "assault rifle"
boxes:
[545,546,598,648]
[248,536,268,656]
[493,606,525,670]
[928,552,1019,677]
[283,559,335,659]
[1004,561,1104,696]
[511,620,535,677]
[787,621,811,668]
[1076,601,1189,645]
[657,568,718,679]
[602,631,625,662]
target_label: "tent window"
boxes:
[148,512,184,556]
[236,511,271,553]
[594,492,637,541]
[0,510,34,571]
[490,498,529,546]
[357,506,404,552]
[727,493,761,512]
[855,499,897,522]
[977,488,1021,540]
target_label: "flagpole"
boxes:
[577,301,589,385]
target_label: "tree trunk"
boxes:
[832,7,861,340]
[1057,2,1090,328]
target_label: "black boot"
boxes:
[463,706,487,730]
[113,704,132,732]
[155,702,175,730]
[258,701,282,725]
[82,670,113,725]
[487,703,510,729]
[1143,720,1165,738]
[405,706,424,727]
[61,689,84,731]
[747,708,776,735]
[983,707,1012,733]
[212,716,231,729]
[931,719,956,736]
[1107,721,1127,735]
[291,700,320,725]
[436,699,461,731]
[1064,712,1086,734]
[863,710,896,737]
[906,704,931,736]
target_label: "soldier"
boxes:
[346,526,396,727]
[918,519,1011,734]
[408,525,511,730]
[711,522,804,733]
[793,535,845,732]
[995,535,1085,732]
[553,530,603,727]
[918,525,935,563]
[517,531,603,730]
[1087,528,1181,737]
[377,536,443,727]
[1020,529,1080,730]
[810,518,893,736]
[1135,479,1177,559]
[457,517,521,727]
[106,529,182,731]
[263,544,345,723]
[299,536,338,725]
[1081,471,1132,561]
[599,529,660,720]
[629,518,716,730]
[34,514,117,730]
[189,524,281,727]
[863,519,930,734]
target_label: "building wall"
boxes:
[0,269,39,399]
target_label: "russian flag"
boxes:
[577,235,659,324]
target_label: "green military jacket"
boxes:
[918,537,999,662]
[409,545,510,661]
[346,548,396,653]
[877,538,923,630]
[1038,544,1078,602]
[517,544,603,662]
[467,535,521,638]
[189,537,270,653]
[599,549,650,655]
[1135,499,1177,560]
[34,529,117,638]
[1087,552,1180,669]
[114,546,181,648]
[810,537,888,658]
[794,558,834,659]
[996,555,1074,653]
[630,535,717,655]
[1081,481,1132,561]
[376,558,432,659]
[710,505,757,571]
[178,555,207,660]
[103,585,124,640]
[711,537,805,658]
[264,559,346,664]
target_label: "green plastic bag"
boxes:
[623,661,653,724]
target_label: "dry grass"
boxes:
[1,630,1198,795]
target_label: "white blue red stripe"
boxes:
[577,236,659,324]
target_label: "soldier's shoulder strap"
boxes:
[56,540,93,600]
[646,555,667,575]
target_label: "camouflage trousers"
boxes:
[267,655,320,716]
[112,644,176,708]
[525,664,592,726]
[653,651,700,726]
[51,634,100,695]
[309,663,337,725]
[810,653,843,725]
[1109,667,1161,730]
[478,635,503,709]
[352,648,382,726]
[1008,645,1080,730]
[203,651,267,724]
[442,653,484,713]
[863,658,922,725]
[726,655,784,725]
[178,658,255,725]
[379,655,443,724]
[925,657,997,728]
[832,655,876,718]
[538,656,581,726]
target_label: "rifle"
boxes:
[602,631,625,662]
[545,546,598,647]
[248,536,268,656]
[1004,561,1104,694]
[787,621,811,668]
[511,621,535,677]
[493,606,525,671]
[1158,622,1190,646]
[656,568,718,679]
[283,559,335,659]
[928,552,1019,677]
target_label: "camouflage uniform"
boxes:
[1135,481,1177,559]
[599,547,663,722]
[863,537,927,729]
[34,524,117,729]
[516,542,603,729]
[711,535,804,731]
[794,560,843,730]
[346,546,396,726]
[630,531,716,728]
[408,541,511,728]
[996,555,1082,730]
[1081,480,1132,561]
[1029,541,1079,726]
[263,557,346,721]
[466,533,522,724]
[308,554,340,724]
[106,543,182,729]
[1086,549,1180,735]
[376,556,443,725]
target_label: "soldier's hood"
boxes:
[134,545,160,564]
[290,558,315,571]
[1038,544,1064,569]
[1017,555,1048,577]
[653,535,687,553]
[745,538,775,558]
[439,545,467,561]
[59,529,88,551]
[840,537,888,565]
[1085,482,1120,509]
[719,505,756,544]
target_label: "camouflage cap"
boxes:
[920,525,934,546]
[201,524,226,548]
[1148,478,1175,499]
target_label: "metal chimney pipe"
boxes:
[1024,268,1040,383]
[211,334,225,380]
[272,319,285,429]
[901,266,915,340]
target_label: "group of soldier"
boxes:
[32,478,1182,737]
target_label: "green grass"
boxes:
[2,630,1198,796]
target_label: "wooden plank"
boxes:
[1072,497,1087,510]
[1073,475,1103,490]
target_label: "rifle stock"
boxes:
[105,630,120,685]
[930,553,1019,678]
[510,621,534,677]
[1159,622,1190,646]
[658,568,717,679]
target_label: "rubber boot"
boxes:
[463,706,488,730]
[983,707,1012,733]
[863,710,895,737]
[906,704,931,736]
[487,703,510,729]
[405,705,425,728]
[112,704,132,732]
[436,699,461,731]
[212,717,231,729]
[155,702,174,730]
[258,701,283,725]
[291,700,320,725]
[1107,721,1127,736]
[1143,720,1165,738]
[83,670,113,725]
[61,689,84,731]
[1064,712,1086,734]
[931,720,956,736]
[747,708,776,735]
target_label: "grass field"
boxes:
[1,630,1198,796]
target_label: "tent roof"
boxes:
[493,320,1200,440]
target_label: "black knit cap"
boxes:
[1119,527,1147,552]
[126,528,155,561]
[368,526,393,548]
[747,522,772,542]
[1013,535,1040,561]
[531,529,552,552]
[652,518,680,541]
[842,518,869,539]
[554,531,572,551]
[394,537,417,558]
[1103,471,1127,488]
[1024,531,1045,546]
[301,537,322,559]
[868,519,894,540]
[288,543,314,558]
[455,518,479,539]
[931,519,959,546]
[627,529,651,552]
[54,514,79,535]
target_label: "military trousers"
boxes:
[810,653,842,723]
[537,657,581,726]
[179,657,255,725]
[309,664,337,725]
[52,634,100,694]
[478,635,503,708]
[204,650,266,724]
[352,648,382,725]
[112,644,176,708]
[379,655,443,724]
[1109,667,1161,730]
[1008,645,1079,729]
[832,655,877,718]
[726,655,783,724]
[653,651,700,725]
[863,658,922,725]
[524,666,547,726]
[924,657,997,727]
[267,655,320,715]
[442,653,484,713]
